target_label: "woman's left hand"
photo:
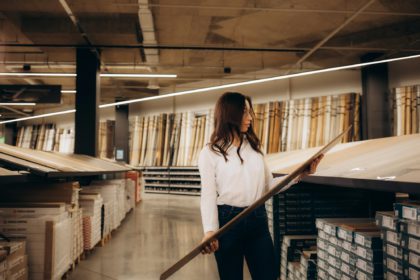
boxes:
[296,154,324,182]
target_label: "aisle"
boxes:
[69,194,225,280]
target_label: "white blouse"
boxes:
[198,139,282,233]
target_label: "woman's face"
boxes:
[241,100,253,133]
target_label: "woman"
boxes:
[198,92,322,280]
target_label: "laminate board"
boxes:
[266,133,420,190]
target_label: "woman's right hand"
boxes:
[201,231,219,254]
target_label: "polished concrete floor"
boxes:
[69,193,251,280]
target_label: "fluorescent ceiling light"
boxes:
[61,90,76,93]
[99,53,420,108]
[0,109,75,124]
[0,73,176,78]
[0,73,76,77]
[100,73,177,78]
[0,102,36,106]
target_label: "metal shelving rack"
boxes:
[140,166,201,196]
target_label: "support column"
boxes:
[361,53,391,140]
[4,123,16,145]
[74,48,100,156]
[115,104,129,163]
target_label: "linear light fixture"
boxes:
[0,109,76,124]
[0,73,76,77]
[61,90,77,93]
[99,53,420,108]
[100,73,177,78]
[0,102,36,106]
[0,72,176,78]
[1,53,419,124]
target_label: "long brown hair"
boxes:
[210,92,262,163]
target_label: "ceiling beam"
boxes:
[289,0,376,73]
[115,3,420,17]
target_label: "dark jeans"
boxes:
[215,204,276,280]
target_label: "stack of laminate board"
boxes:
[376,202,420,280]
[265,184,391,278]
[0,182,83,269]
[79,194,103,250]
[280,235,317,280]
[98,120,115,159]
[129,110,214,167]
[0,240,28,280]
[15,124,74,153]
[0,203,72,280]
[316,218,383,280]
[392,85,420,136]
[86,179,133,234]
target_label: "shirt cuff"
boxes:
[203,224,219,233]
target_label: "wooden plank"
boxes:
[160,127,351,280]
[44,221,55,280]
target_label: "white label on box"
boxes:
[341,263,350,275]
[408,223,420,238]
[357,259,367,271]
[328,266,335,277]
[357,246,367,259]
[342,241,352,252]
[387,258,401,273]
[386,231,399,245]
[357,270,367,280]
[409,237,420,254]
[386,244,401,259]
[325,224,334,235]
[341,251,350,263]
[318,259,326,270]
[409,252,420,268]
[382,215,395,229]
[386,271,398,280]
[402,207,417,221]
[318,239,327,250]
[409,267,419,280]
[328,245,336,256]
[355,234,365,245]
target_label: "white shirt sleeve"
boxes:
[198,147,219,233]
[264,156,299,193]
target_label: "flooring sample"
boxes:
[266,133,420,187]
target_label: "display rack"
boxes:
[0,143,130,179]
[139,166,201,196]
[264,133,420,279]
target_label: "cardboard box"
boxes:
[394,202,420,222]
[375,211,398,231]
[354,231,382,249]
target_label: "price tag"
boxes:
[403,206,417,221]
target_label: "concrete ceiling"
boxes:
[0,0,420,118]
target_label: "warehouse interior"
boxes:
[0,1,420,280]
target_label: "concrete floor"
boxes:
[69,194,252,280]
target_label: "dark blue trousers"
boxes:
[215,204,276,280]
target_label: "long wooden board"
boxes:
[160,126,352,280]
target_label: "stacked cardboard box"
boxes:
[316,218,383,280]
[0,240,28,280]
[265,185,381,277]
[79,195,103,250]
[280,235,316,280]
[0,203,72,280]
[376,201,420,280]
